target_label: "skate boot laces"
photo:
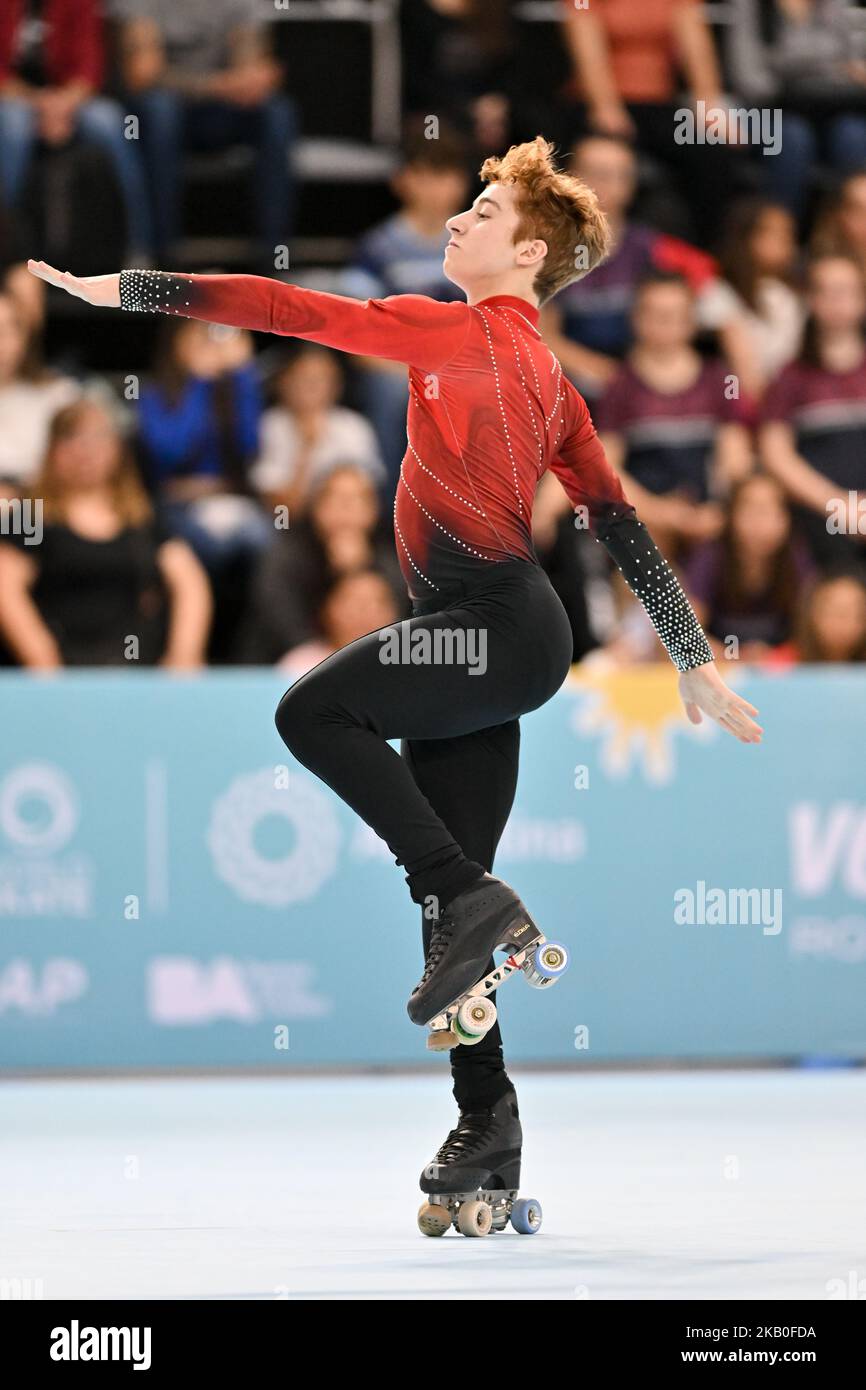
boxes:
[415,918,455,992]
[435,1110,493,1165]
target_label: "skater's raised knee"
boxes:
[274,681,319,759]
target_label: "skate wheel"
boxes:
[417,1201,451,1236]
[426,1029,456,1052]
[524,941,568,987]
[536,941,568,976]
[457,1200,492,1237]
[453,996,497,1046]
[510,1197,543,1234]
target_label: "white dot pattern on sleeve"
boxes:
[119,269,192,314]
[599,519,714,671]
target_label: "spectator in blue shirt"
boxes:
[135,313,269,574]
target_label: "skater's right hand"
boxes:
[27,261,120,308]
[679,662,763,744]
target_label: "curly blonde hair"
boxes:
[479,135,611,305]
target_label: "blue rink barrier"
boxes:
[0,667,864,1071]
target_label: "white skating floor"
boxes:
[3,1069,864,1300]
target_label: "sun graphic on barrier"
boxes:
[565,663,718,784]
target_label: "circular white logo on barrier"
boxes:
[207,769,341,906]
[0,762,78,853]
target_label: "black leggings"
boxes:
[275,558,574,1108]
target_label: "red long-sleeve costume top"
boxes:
[118,269,714,669]
[120,271,632,591]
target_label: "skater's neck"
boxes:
[465,275,540,315]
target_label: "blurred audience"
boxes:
[3,257,46,336]
[251,345,384,518]
[280,569,401,676]
[759,254,866,575]
[340,122,470,495]
[134,313,270,660]
[0,398,211,667]
[594,272,753,556]
[240,465,407,665]
[111,0,297,269]
[558,0,746,246]
[4,3,866,675]
[400,0,516,157]
[135,314,267,561]
[540,134,718,402]
[811,170,866,278]
[0,0,152,260]
[767,571,866,665]
[0,288,79,488]
[1,202,47,333]
[699,198,805,403]
[532,481,620,662]
[684,472,815,660]
[728,0,866,224]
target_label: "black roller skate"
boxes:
[416,1089,543,1237]
[407,872,568,1051]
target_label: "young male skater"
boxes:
[30,136,761,1227]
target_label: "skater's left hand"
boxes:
[679,662,763,744]
[27,261,120,308]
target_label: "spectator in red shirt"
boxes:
[0,0,153,256]
[594,272,753,557]
[759,254,866,576]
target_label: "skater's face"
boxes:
[444,183,547,293]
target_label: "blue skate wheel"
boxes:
[510,1197,543,1234]
[533,941,568,979]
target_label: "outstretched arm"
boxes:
[27,261,472,373]
[550,386,763,744]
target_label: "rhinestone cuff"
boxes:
[119,269,192,314]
